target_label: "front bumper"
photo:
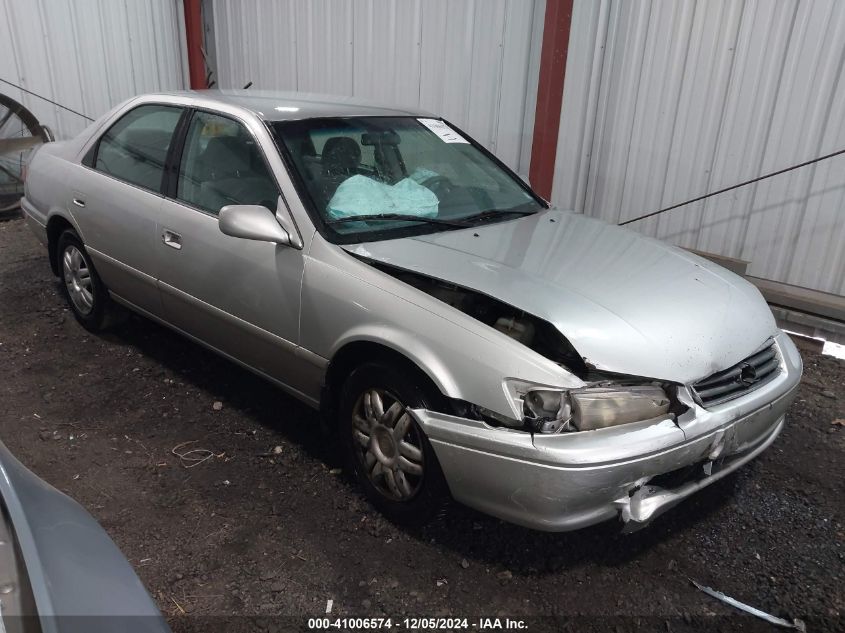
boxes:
[410,331,803,532]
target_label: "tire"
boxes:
[56,229,112,332]
[339,362,449,525]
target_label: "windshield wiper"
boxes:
[460,204,539,224]
[326,213,470,228]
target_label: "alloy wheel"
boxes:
[62,245,94,315]
[351,388,425,501]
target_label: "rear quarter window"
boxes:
[90,104,183,192]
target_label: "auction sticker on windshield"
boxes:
[417,118,469,143]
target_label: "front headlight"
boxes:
[523,385,670,432]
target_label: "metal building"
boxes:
[1,0,843,322]
[554,0,845,299]
[0,0,187,139]
[209,0,544,177]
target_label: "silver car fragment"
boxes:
[0,440,169,633]
[690,579,806,631]
[22,90,802,532]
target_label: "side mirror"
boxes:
[218,205,291,245]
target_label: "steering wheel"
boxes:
[420,174,454,197]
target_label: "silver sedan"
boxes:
[22,90,802,531]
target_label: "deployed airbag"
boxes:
[327,175,439,220]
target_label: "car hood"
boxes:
[343,209,777,384]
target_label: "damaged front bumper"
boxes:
[409,332,802,532]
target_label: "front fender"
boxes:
[302,238,579,419]
[327,324,463,398]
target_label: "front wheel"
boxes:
[339,362,449,525]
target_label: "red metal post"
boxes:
[529,0,574,200]
[183,0,207,90]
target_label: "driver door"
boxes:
[156,109,313,400]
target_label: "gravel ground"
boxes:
[0,216,843,632]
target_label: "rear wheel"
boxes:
[57,230,112,331]
[339,362,448,525]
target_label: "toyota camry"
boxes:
[22,91,802,531]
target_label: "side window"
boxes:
[94,105,182,191]
[176,111,278,215]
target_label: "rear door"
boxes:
[156,109,313,398]
[70,103,184,316]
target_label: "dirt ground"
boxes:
[1,216,843,632]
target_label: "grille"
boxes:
[692,342,780,407]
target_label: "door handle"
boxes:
[72,198,86,208]
[162,229,182,250]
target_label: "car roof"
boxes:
[147,89,431,121]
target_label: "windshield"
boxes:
[271,117,543,243]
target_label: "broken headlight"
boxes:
[523,385,670,433]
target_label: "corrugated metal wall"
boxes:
[211,0,545,173]
[0,0,187,139]
[553,0,845,296]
